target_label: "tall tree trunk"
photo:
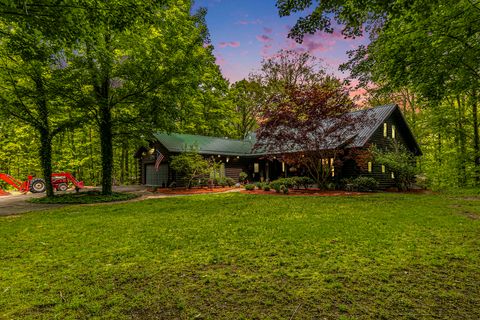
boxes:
[89,128,95,184]
[99,102,113,195]
[456,96,467,186]
[39,129,54,197]
[472,90,480,185]
[125,142,129,184]
[34,72,54,197]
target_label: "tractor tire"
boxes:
[30,178,46,193]
[56,183,68,192]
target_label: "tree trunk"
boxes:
[34,72,54,197]
[456,96,467,186]
[99,103,113,195]
[39,129,54,197]
[472,90,480,185]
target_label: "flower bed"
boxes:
[149,187,237,195]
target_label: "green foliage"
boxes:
[239,172,248,183]
[270,177,314,190]
[345,176,379,192]
[373,143,418,191]
[263,184,271,191]
[29,191,137,204]
[170,150,210,189]
[244,184,255,191]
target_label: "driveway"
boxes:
[0,186,240,216]
[0,186,150,217]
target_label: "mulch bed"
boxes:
[0,188,10,196]
[241,189,367,196]
[149,187,238,195]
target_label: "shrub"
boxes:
[239,172,248,183]
[263,184,271,191]
[282,186,289,194]
[244,184,255,191]
[372,142,418,191]
[255,182,264,190]
[294,176,314,189]
[272,182,282,193]
[350,176,378,192]
[225,177,235,187]
[270,177,314,189]
[170,150,209,189]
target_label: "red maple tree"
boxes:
[255,78,362,188]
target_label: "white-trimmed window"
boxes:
[368,161,372,173]
[254,163,259,173]
[383,123,388,137]
[392,124,396,139]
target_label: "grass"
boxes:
[28,191,138,204]
[1,192,479,319]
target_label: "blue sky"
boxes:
[193,0,369,89]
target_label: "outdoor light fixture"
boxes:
[218,155,221,158]
[226,157,230,163]
[236,156,240,159]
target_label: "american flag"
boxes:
[154,150,164,171]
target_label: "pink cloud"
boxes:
[256,34,273,43]
[237,19,262,25]
[261,44,273,57]
[215,53,226,67]
[263,27,273,34]
[218,41,240,48]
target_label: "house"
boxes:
[134,104,421,188]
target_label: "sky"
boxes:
[193,0,369,86]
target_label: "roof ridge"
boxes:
[156,132,247,142]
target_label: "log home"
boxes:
[135,104,421,189]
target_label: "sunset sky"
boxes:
[194,0,369,84]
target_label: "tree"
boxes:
[254,77,359,188]
[253,49,325,94]
[170,150,209,188]
[0,20,83,197]
[230,80,264,139]
[373,142,418,191]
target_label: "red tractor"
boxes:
[0,172,84,193]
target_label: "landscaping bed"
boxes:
[29,190,138,204]
[0,188,10,196]
[149,186,238,195]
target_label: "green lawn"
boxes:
[1,193,479,319]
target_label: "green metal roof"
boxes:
[154,105,421,156]
[153,132,259,156]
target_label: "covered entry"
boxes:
[145,164,169,187]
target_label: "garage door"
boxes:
[145,164,169,186]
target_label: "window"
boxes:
[392,124,396,139]
[331,166,335,177]
[254,163,259,173]
[383,123,388,137]
[282,162,285,172]
[368,161,372,173]
[381,165,385,173]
